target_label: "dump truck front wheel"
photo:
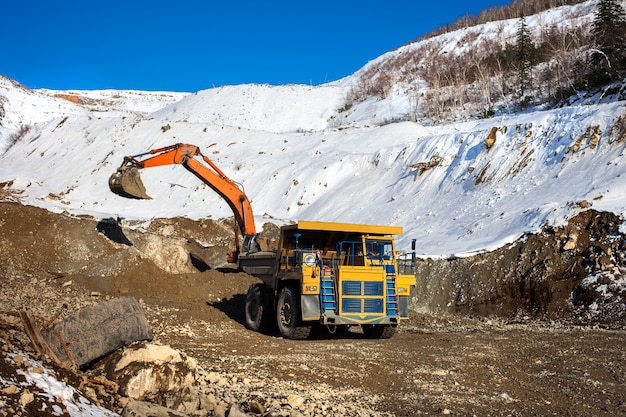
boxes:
[276,285,310,340]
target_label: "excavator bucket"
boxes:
[108,166,151,199]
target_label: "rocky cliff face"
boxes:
[411,209,626,327]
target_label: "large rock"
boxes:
[133,233,196,273]
[100,342,199,413]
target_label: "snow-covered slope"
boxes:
[150,84,349,133]
[38,88,190,116]
[0,74,189,150]
[1,87,624,257]
[0,76,90,144]
[333,0,602,126]
[0,0,625,258]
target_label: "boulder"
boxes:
[100,342,199,413]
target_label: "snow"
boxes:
[574,266,626,319]
[8,352,121,417]
[149,84,349,133]
[0,0,625,261]
[39,89,190,116]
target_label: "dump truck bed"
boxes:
[283,221,402,236]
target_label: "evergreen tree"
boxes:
[592,0,626,69]
[516,17,534,98]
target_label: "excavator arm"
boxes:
[109,143,256,262]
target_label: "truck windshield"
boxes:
[365,240,393,262]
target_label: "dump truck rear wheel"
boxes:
[361,324,396,339]
[245,283,273,332]
[276,285,310,340]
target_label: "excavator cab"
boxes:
[109,160,151,200]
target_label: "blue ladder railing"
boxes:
[386,276,398,316]
[320,273,337,313]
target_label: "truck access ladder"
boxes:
[386,275,399,317]
[320,270,337,313]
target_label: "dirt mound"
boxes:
[0,201,252,300]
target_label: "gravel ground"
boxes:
[1,201,625,416]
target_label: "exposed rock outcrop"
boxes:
[411,209,626,327]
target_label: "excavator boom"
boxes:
[109,143,256,260]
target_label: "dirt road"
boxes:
[1,201,625,416]
[149,283,626,416]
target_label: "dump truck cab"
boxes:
[239,221,416,339]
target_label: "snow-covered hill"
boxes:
[0,76,89,140]
[0,0,625,259]
[150,84,349,133]
[38,88,190,116]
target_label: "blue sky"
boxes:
[2,0,512,92]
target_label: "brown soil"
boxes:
[1,201,625,416]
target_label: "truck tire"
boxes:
[361,324,396,339]
[42,297,152,368]
[244,283,274,332]
[276,285,311,340]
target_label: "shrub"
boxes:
[6,125,30,151]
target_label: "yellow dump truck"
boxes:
[239,221,416,339]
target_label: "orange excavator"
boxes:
[108,143,256,262]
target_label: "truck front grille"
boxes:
[342,281,383,296]
[341,298,384,313]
